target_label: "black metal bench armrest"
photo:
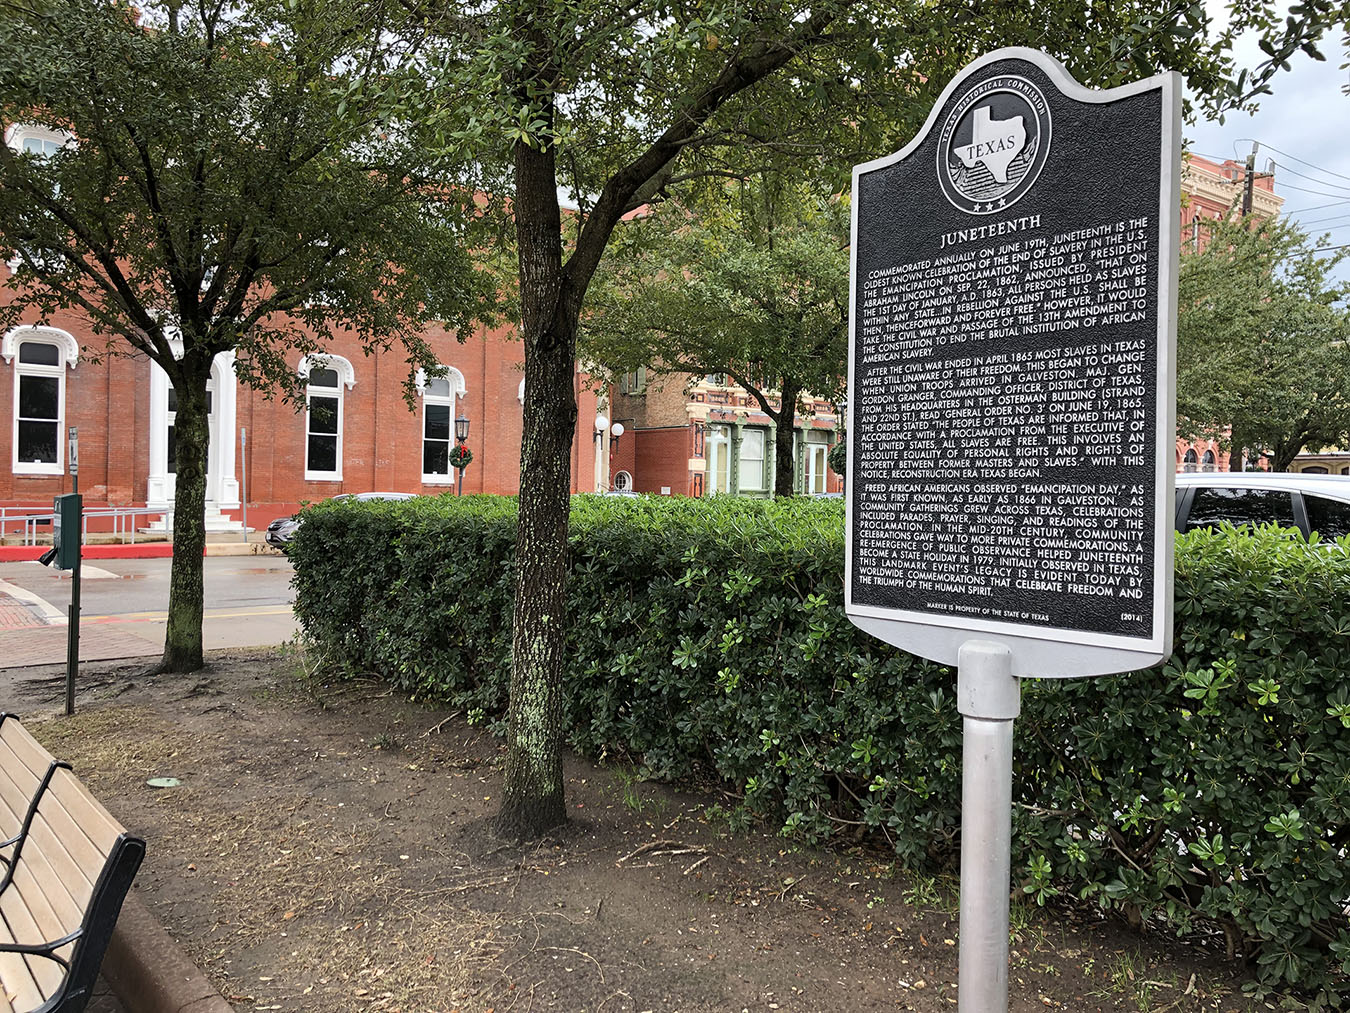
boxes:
[0,927,82,970]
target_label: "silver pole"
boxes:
[956,640,1021,1013]
[240,427,248,543]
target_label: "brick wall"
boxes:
[0,308,599,511]
[631,426,692,496]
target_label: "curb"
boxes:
[102,892,233,1013]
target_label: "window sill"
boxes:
[421,476,455,485]
[13,465,62,477]
[304,473,342,483]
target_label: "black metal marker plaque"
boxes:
[845,49,1178,676]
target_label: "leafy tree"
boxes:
[1178,216,1350,472]
[411,0,1311,840]
[0,0,488,672]
[585,181,848,497]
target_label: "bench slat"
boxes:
[13,844,80,935]
[0,726,55,785]
[24,819,94,914]
[0,911,45,1013]
[0,743,39,833]
[46,770,120,858]
[0,886,63,1000]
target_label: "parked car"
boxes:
[265,491,416,549]
[1174,471,1350,539]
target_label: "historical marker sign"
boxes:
[845,49,1179,676]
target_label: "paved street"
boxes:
[0,556,298,667]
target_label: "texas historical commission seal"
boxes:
[937,75,1051,215]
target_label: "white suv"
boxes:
[1175,471,1350,538]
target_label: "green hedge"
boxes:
[291,494,1350,997]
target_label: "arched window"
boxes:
[417,366,466,483]
[5,124,69,158]
[299,355,355,481]
[4,326,78,475]
[1201,450,1216,473]
[1183,448,1198,473]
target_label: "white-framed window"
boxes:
[614,470,633,492]
[619,368,646,395]
[305,368,342,479]
[5,126,73,274]
[706,426,730,494]
[13,341,64,474]
[807,443,828,494]
[5,327,78,476]
[422,375,455,482]
[739,428,766,492]
[415,365,466,483]
[298,354,354,481]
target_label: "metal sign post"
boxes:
[845,49,1179,1012]
[240,427,248,543]
[63,427,81,717]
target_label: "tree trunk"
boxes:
[1270,441,1302,472]
[1228,435,1244,472]
[773,377,801,497]
[160,363,211,673]
[495,117,573,840]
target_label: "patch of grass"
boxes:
[899,872,956,916]
[702,802,754,837]
[1089,950,1179,1012]
[30,707,181,793]
[1008,896,1049,950]
[606,764,667,818]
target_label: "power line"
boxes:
[1275,181,1350,200]
[1237,138,1350,186]
[1281,198,1350,215]
[1270,161,1350,194]
[1297,210,1350,228]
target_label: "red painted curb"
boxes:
[0,544,179,562]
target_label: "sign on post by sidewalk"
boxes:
[844,48,1179,1013]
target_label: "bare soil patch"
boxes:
[4,649,1271,1012]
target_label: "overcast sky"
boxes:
[1186,9,1350,281]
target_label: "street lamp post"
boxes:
[594,414,609,492]
[455,415,470,496]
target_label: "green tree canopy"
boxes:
[584,180,849,496]
[1178,216,1350,471]
[0,0,491,672]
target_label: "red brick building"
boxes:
[1173,153,1283,473]
[602,370,842,498]
[0,308,602,531]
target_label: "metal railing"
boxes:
[0,505,171,546]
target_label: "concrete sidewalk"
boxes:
[0,593,298,668]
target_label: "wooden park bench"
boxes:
[0,714,144,1013]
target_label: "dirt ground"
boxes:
[4,648,1279,1013]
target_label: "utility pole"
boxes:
[1241,141,1258,217]
[1232,142,1258,473]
